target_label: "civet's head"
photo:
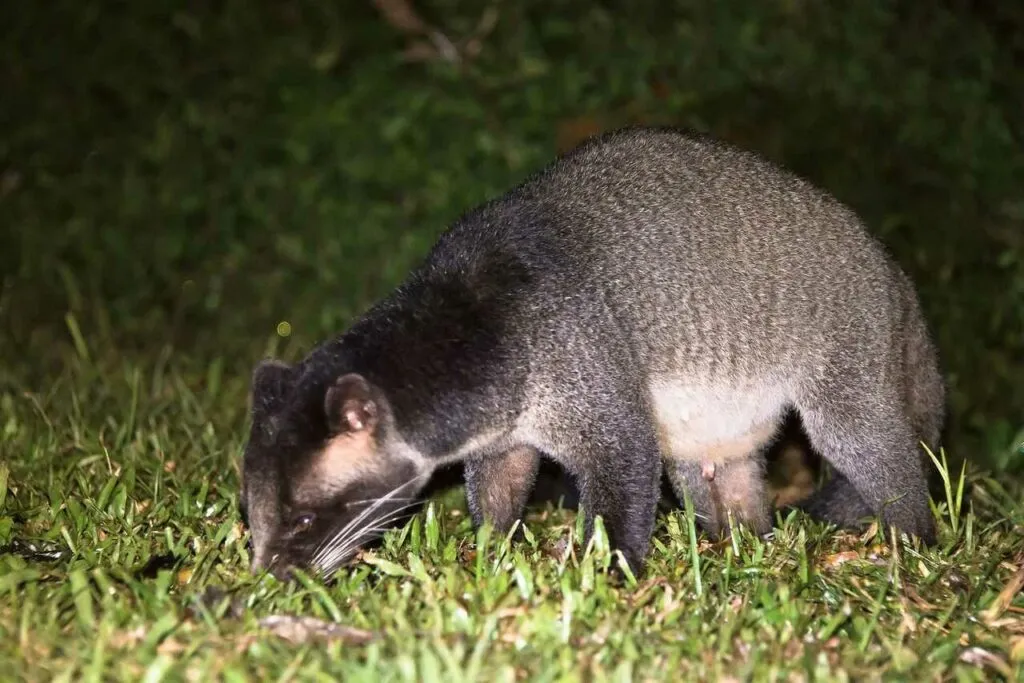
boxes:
[239,359,427,579]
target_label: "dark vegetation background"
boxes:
[2,2,1024,679]
[2,0,1022,472]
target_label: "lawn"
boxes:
[2,0,1023,680]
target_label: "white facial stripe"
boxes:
[308,432,377,495]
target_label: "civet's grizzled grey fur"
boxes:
[239,126,945,578]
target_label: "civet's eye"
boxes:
[292,513,316,534]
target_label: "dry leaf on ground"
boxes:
[259,615,377,645]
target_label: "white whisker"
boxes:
[313,479,414,557]
[319,518,410,576]
[310,472,431,569]
[312,473,432,573]
[317,494,389,552]
[313,498,423,569]
[311,496,391,564]
[344,496,416,508]
[312,498,422,567]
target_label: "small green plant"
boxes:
[924,444,968,537]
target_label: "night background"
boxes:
[2,1,1022,679]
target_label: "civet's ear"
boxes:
[324,373,378,435]
[251,359,294,414]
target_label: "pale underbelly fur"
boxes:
[648,375,792,463]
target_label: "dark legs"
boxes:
[563,400,665,577]
[464,432,662,576]
[795,391,936,543]
[465,446,541,536]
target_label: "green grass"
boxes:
[2,0,1023,679]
